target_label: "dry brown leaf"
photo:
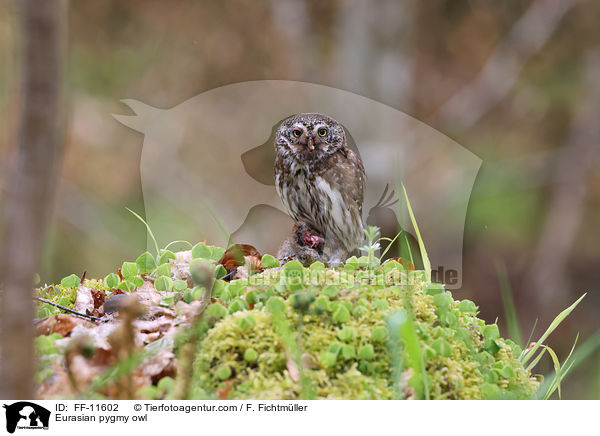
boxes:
[286,352,300,382]
[218,244,262,279]
[35,313,81,336]
[73,284,94,314]
[133,280,164,306]
[301,353,317,370]
[90,289,106,317]
[133,318,175,344]
[140,349,176,380]
[216,379,232,400]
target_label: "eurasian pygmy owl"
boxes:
[274,113,366,265]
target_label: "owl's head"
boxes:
[275,113,346,163]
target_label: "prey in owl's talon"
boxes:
[278,222,326,266]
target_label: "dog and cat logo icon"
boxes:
[2,402,50,433]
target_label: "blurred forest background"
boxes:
[1,0,599,398]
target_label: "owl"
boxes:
[274,113,366,265]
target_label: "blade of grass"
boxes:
[398,231,415,266]
[526,347,548,372]
[126,207,160,258]
[542,345,562,399]
[401,183,431,281]
[537,330,600,399]
[163,240,193,252]
[389,309,429,400]
[543,334,578,400]
[521,293,586,366]
[380,231,402,259]
[494,260,523,347]
[526,318,539,349]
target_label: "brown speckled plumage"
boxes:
[274,113,366,265]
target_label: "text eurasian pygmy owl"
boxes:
[274,113,366,265]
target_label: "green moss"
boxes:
[192,261,539,399]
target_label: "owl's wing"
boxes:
[345,148,366,215]
[327,148,366,216]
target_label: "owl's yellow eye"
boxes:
[318,128,328,137]
[292,129,302,138]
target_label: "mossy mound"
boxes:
[192,259,539,399]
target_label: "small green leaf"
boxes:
[206,303,227,318]
[284,259,304,273]
[371,326,389,343]
[323,285,339,298]
[358,345,375,360]
[344,256,359,271]
[371,299,389,311]
[155,263,172,278]
[157,376,175,393]
[433,293,453,309]
[60,274,80,288]
[458,300,477,313]
[173,280,188,291]
[216,365,232,380]
[117,281,132,292]
[58,296,71,307]
[214,264,227,280]
[266,297,286,314]
[136,252,157,274]
[382,260,402,273]
[236,314,256,330]
[183,289,193,303]
[261,254,279,269]
[500,365,515,379]
[192,286,205,300]
[319,352,337,368]
[191,242,212,259]
[209,246,226,262]
[228,298,248,314]
[155,276,173,292]
[158,250,176,265]
[337,327,357,342]
[483,324,500,340]
[129,276,144,288]
[333,305,350,323]
[104,273,120,289]
[121,262,139,279]
[431,339,452,357]
[290,291,315,313]
[481,383,500,399]
[37,305,56,318]
[245,289,259,305]
[309,261,326,271]
[160,295,175,307]
[484,339,501,354]
[244,348,258,362]
[352,305,368,318]
[425,283,444,296]
[341,345,356,360]
[328,342,342,356]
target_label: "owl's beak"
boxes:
[306,136,315,151]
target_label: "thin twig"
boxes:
[34,297,104,322]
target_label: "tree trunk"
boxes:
[0,0,66,399]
